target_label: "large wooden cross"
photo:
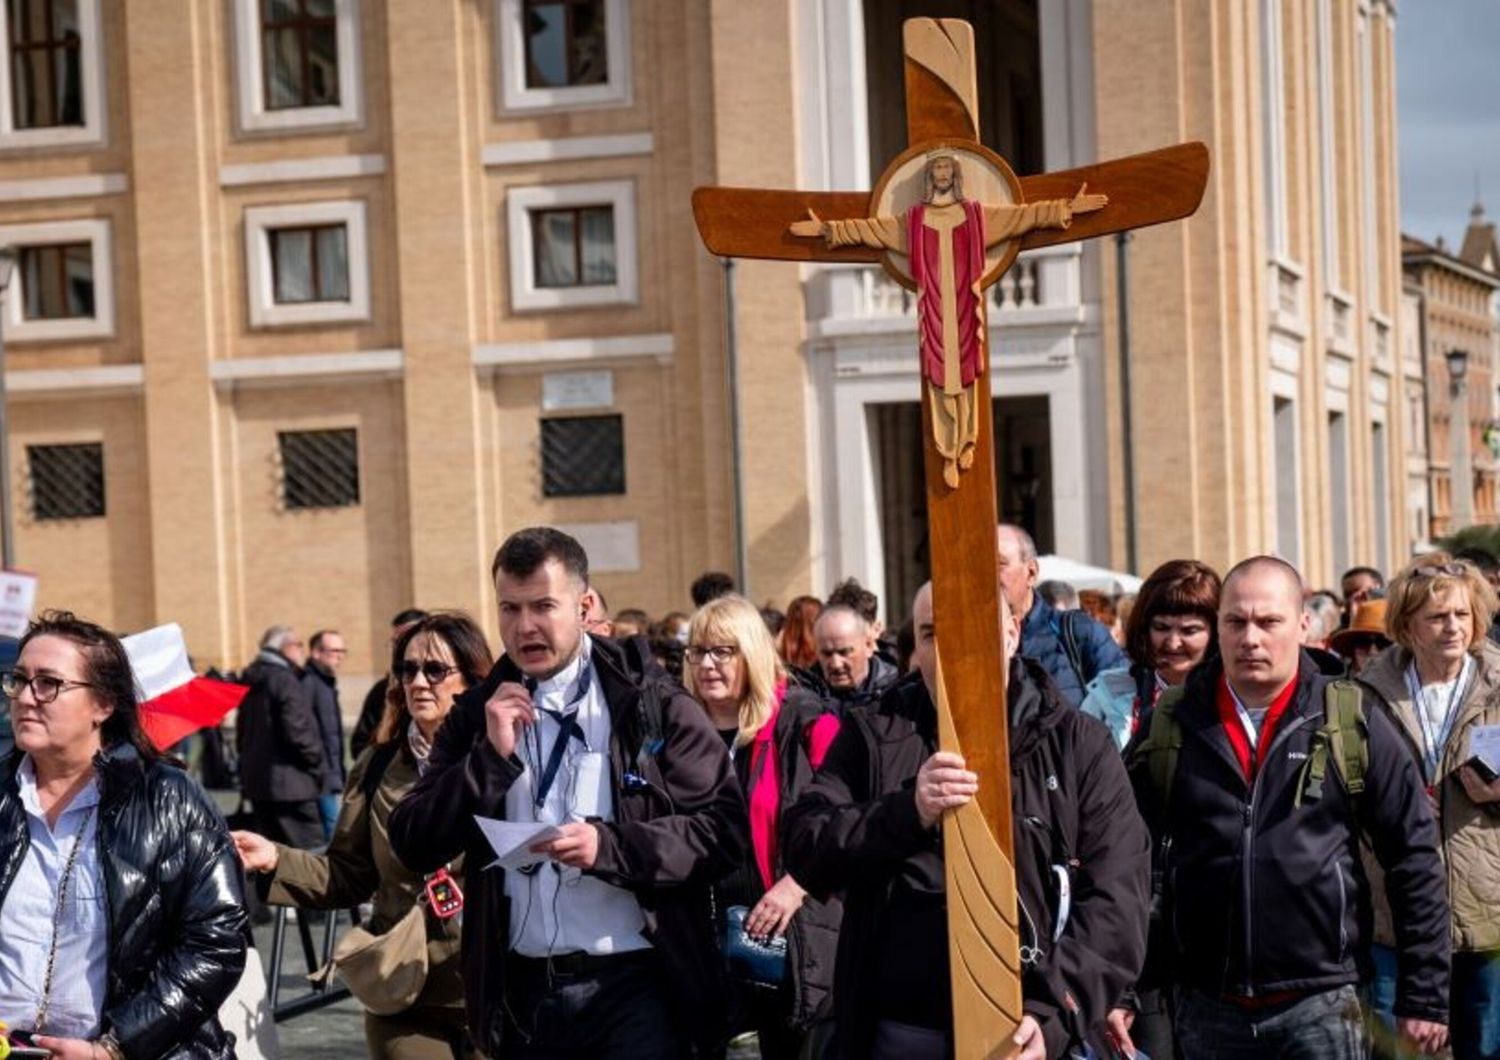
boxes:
[694,18,1206,1056]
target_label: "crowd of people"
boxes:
[1,523,1499,1059]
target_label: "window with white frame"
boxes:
[233,0,362,133]
[507,180,636,311]
[0,0,105,149]
[496,0,630,114]
[244,200,369,327]
[0,218,113,340]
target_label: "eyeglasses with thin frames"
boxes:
[1,671,94,705]
[1414,563,1468,580]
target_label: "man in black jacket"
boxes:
[808,604,899,711]
[1126,556,1450,1058]
[389,527,747,1059]
[784,582,1150,1059]
[303,628,347,839]
[236,625,324,850]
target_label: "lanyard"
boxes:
[1225,683,1265,753]
[528,655,593,809]
[1405,656,1472,781]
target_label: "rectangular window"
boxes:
[1273,395,1300,565]
[279,428,360,509]
[531,205,615,288]
[7,0,82,130]
[540,414,624,496]
[19,241,92,319]
[269,224,349,304]
[1372,421,1390,564]
[1328,412,1350,576]
[261,0,339,110]
[27,442,103,520]
[523,0,607,89]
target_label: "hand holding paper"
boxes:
[473,816,561,871]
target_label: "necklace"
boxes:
[33,804,97,1034]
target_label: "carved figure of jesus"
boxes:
[791,153,1107,487]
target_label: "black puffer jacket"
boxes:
[0,744,250,1058]
[785,661,1150,1058]
[1128,651,1450,1019]
[389,636,749,1057]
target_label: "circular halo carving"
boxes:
[868,138,1025,293]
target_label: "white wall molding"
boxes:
[0,174,127,204]
[473,333,672,372]
[221,154,386,187]
[7,364,143,399]
[210,349,402,389]
[483,133,652,168]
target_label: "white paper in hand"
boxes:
[1470,724,1500,772]
[473,815,562,871]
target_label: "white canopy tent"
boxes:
[1036,555,1144,596]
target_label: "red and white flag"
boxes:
[123,623,249,751]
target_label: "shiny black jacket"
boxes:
[389,636,749,1057]
[785,661,1150,1058]
[1128,651,1450,1019]
[0,744,250,1058]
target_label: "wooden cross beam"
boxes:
[694,18,1206,1056]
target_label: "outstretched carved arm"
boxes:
[790,208,907,252]
[984,183,1109,247]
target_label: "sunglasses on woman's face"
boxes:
[398,660,460,685]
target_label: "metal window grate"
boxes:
[541,414,625,497]
[279,428,360,509]
[27,442,104,520]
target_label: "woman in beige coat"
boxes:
[232,612,493,1059]
[1359,554,1500,1059]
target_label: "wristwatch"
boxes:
[96,1032,126,1060]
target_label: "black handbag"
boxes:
[721,905,788,988]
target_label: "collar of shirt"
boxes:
[17,756,101,828]
[1217,673,1299,782]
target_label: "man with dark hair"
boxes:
[1339,565,1385,627]
[391,526,747,1059]
[1125,556,1450,1058]
[690,570,736,608]
[999,523,1126,707]
[350,607,428,758]
[237,625,324,851]
[304,628,347,839]
[786,583,1150,1059]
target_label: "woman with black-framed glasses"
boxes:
[231,612,493,1060]
[0,611,248,1059]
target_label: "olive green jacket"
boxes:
[265,740,466,1011]
[1360,641,1500,953]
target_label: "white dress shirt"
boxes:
[0,756,108,1039]
[504,637,650,958]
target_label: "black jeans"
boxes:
[501,951,683,1059]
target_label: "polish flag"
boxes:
[123,623,249,751]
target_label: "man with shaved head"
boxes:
[810,604,898,711]
[1123,556,1451,1058]
[785,581,1149,1059]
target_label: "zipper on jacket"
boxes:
[1335,862,1348,963]
[1241,799,1254,996]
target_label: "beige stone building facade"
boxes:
[0,0,1414,674]
[1402,209,1500,539]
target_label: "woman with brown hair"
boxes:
[1357,554,1500,1057]
[232,613,493,1059]
[776,595,822,673]
[1081,559,1222,751]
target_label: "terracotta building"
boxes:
[0,0,1413,674]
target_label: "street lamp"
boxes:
[1448,347,1475,530]
[0,246,17,569]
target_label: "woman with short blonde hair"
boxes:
[685,594,841,1058]
[1359,553,1500,1055]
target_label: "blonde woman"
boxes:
[1359,554,1500,1057]
[684,595,841,1059]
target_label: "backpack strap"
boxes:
[360,738,402,805]
[1139,685,1186,808]
[1296,679,1368,810]
[1059,609,1088,690]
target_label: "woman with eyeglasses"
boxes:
[1357,555,1500,1058]
[0,611,248,1059]
[231,612,493,1060]
[683,594,841,1060]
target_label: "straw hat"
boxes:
[1329,598,1391,655]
